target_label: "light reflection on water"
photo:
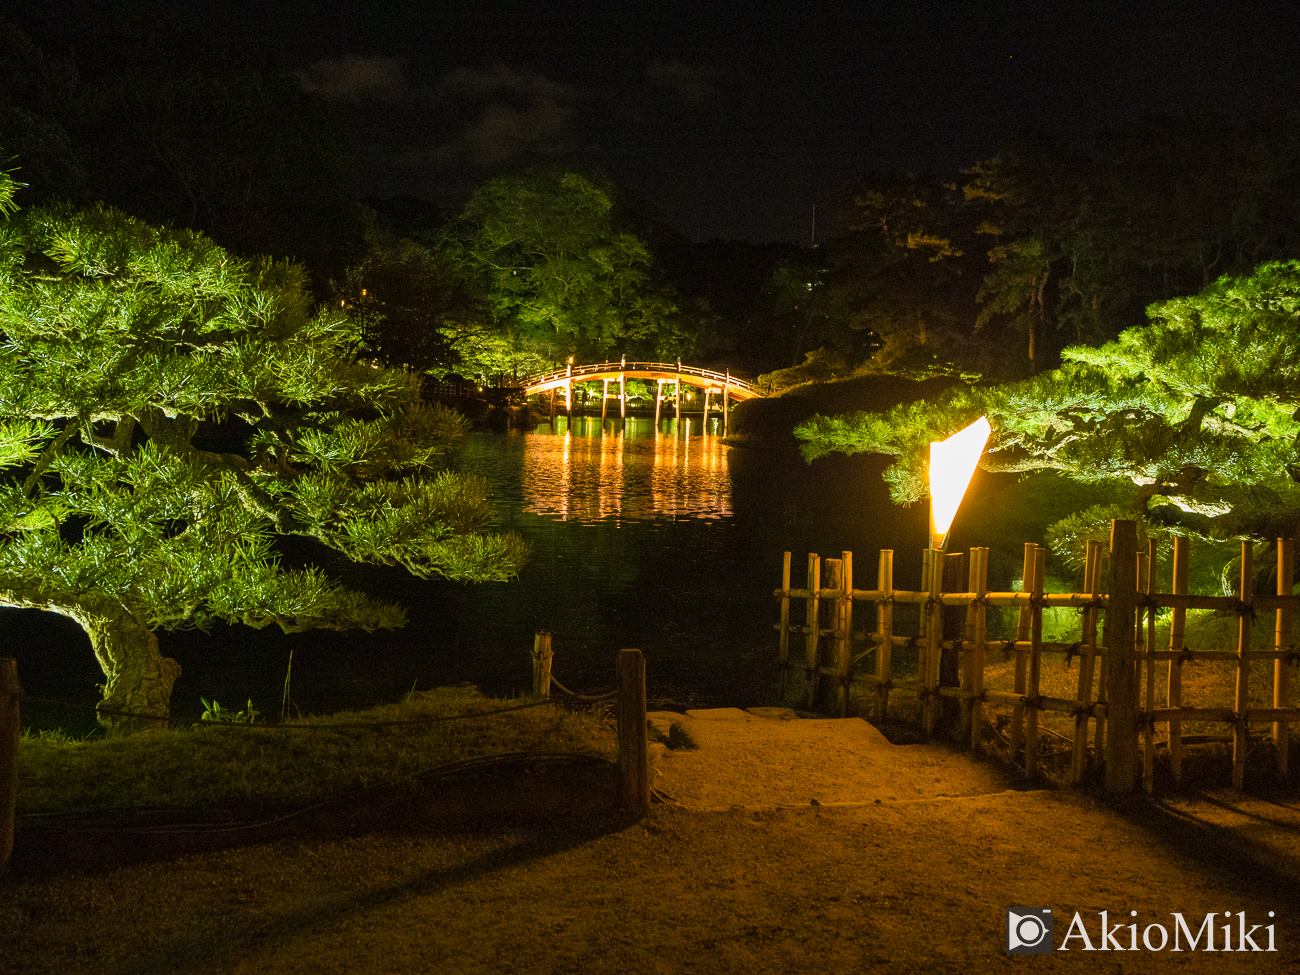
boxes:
[521,416,731,523]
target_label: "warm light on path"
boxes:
[929,416,991,551]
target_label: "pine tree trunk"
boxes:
[71,604,181,730]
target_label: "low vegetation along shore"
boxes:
[15,687,616,822]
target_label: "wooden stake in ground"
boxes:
[1,657,20,877]
[617,649,649,816]
[1105,519,1139,793]
[532,630,553,699]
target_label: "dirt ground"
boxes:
[5,708,1300,974]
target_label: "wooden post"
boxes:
[1233,540,1253,790]
[619,372,626,419]
[965,547,989,750]
[778,551,792,699]
[875,550,894,723]
[565,379,573,420]
[1010,543,1035,765]
[1072,539,1103,785]
[1025,546,1046,780]
[1168,536,1190,784]
[654,379,663,427]
[548,386,556,423]
[1,658,21,876]
[602,378,610,421]
[1276,537,1293,779]
[675,375,681,422]
[805,553,821,710]
[1143,539,1158,794]
[617,649,649,816]
[532,630,553,699]
[830,551,853,717]
[723,377,731,436]
[702,387,712,433]
[1105,519,1139,793]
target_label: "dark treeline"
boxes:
[5,8,1299,391]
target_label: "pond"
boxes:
[8,414,1076,733]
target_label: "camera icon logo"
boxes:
[1007,907,1054,954]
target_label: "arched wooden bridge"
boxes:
[520,360,762,431]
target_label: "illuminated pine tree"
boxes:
[0,166,528,725]
[795,260,1300,546]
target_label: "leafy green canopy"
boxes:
[796,261,1300,541]
[0,169,529,641]
[450,171,676,365]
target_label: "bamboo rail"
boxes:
[774,522,1300,794]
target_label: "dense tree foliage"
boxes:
[1,11,363,288]
[335,212,493,377]
[0,167,527,724]
[446,171,676,371]
[796,261,1300,547]
[821,114,1300,381]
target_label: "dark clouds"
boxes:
[197,0,1300,243]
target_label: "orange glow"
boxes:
[928,416,990,550]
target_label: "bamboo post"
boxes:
[1025,546,1046,779]
[1010,543,1036,765]
[940,551,965,736]
[778,551,792,698]
[1072,539,1103,784]
[835,551,853,716]
[821,558,842,713]
[805,553,821,710]
[922,547,943,737]
[1168,537,1190,784]
[617,649,649,816]
[1143,538,1158,794]
[1,658,20,876]
[1276,537,1293,779]
[966,547,989,750]
[1233,540,1253,790]
[532,630,553,699]
[1105,519,1139,793]
[876,550,895,723]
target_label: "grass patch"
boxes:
[17,687,616,817]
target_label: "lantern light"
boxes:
[928,416,991,551]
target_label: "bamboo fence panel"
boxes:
[1276,537,1293,778]
[774,523,1300,794]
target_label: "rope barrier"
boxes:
[547,674,618,703]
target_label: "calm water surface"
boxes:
[11,415,968,729]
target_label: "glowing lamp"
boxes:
[928,416,991,551]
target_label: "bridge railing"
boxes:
[522,361,758,395]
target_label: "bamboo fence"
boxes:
[774,520,1300,793]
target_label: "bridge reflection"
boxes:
[521,416,731,523]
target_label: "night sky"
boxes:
[38,0,1300,243]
